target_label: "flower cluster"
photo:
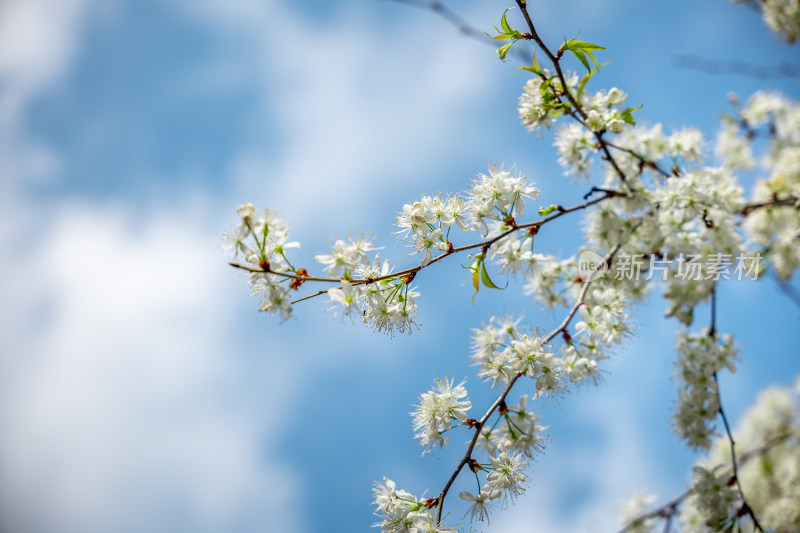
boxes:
[324,252,421,334]
[466,164,540,236]
[453,396,545,523]
[521,254,577,307]
[221,204,301,321]
[652,167,746,321]
[553,87,631,178]
[673,329,738,449]
[624,376,800,531]
[313,234,425,333]
[487,231,538,276]
[396,194,468,266]
[684,466,739,531]
[575,287,630,346]
[411,377,472,455]
[618,491,658,533]
[471,318,562,394]
[222,205,425,333]
[653,167,744,249]
[476,394,547,458]
[372,478,456,533]
[314,233,379,278]
[518,69,578,131]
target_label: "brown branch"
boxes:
[511,0,647,192]
[714,371,765,531]
[229,189,624,306]
[513,1,585,119]
[434,242,625,524]
[740,197,800,215]
[604,140,672,178]
[229,262,341,283]
[707,288,764,529]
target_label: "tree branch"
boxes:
[228,188,624,305]
[434,242,625,524]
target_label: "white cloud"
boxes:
[174,0,507,233]
[0,198,304,533]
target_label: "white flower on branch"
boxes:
[411,377,472,454]
[315,233,379,278]
[467,163,540,224]
[458,485,501,522]
[486,447,528,498]
[673,329,738,450]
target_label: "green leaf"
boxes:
[471,269,480,303]
[567,40,606,51]
[538,204,558,216]
[497,42,514,62]
[585,49,600,70]
[571,49,591,72]
[618,104,643,125]
[500,9,514,35]
[619,112,635,125]
[517,51,543,76]
[493,10,521,41]
[539,76,555,95]
[463,258,482,303]
[576,67,596,100]
[480,263,506,290]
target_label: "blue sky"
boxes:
[0,1,798,532]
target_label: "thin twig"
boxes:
[229,263,341,283]
[714,372,765,531]
[386,0,531,62]
[772,275,800,313]
[673,54,800,80]
[604,140,671,178]
[709,288,764,530]
[513,1,585,118]
[511,0,644,192]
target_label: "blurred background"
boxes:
[0,0,798,532]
